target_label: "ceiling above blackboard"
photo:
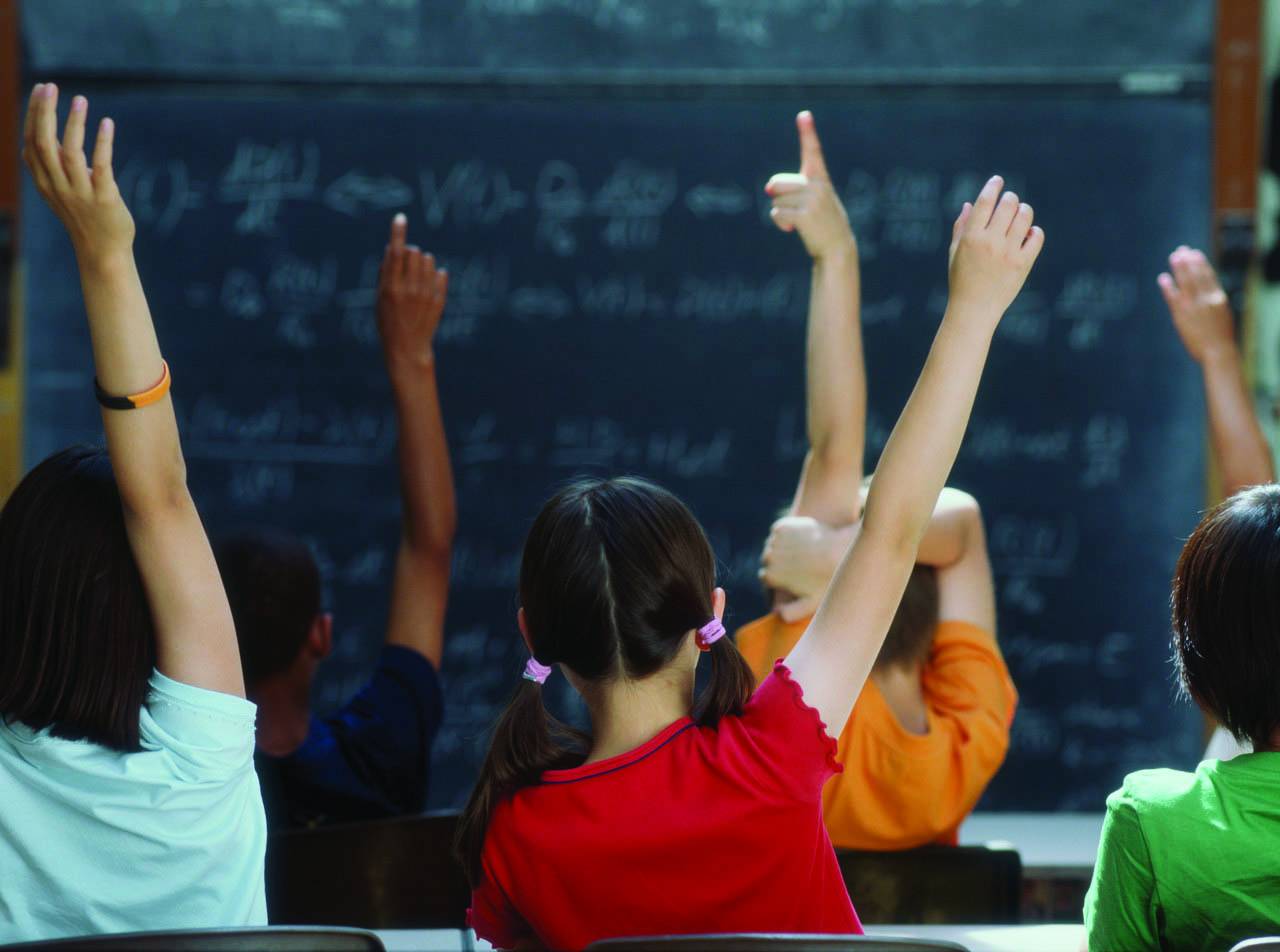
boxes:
[21,0,1213,84]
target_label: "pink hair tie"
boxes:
[696,618,726,651]
[523,657,553,685]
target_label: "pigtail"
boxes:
[694,636,755,726]
[455,678,587,885]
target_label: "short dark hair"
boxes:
[874,564,939,671]
[214,528,321,685]
[1173,484,1280,750]
[0,446,155,752]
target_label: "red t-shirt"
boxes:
[468,663,862,950]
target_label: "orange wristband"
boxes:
[95,361,171,411]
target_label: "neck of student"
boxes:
[582,667,695,765]
[250,673,313,758]
[870,662,929,735]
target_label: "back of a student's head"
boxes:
[213,528,321,688]
[457,476,755,881]
[1173,484,1280,752]
[874,565,939,673]
[0,446,154,752]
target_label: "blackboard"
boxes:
[22,0,1212,83]
[21,91,1209,811]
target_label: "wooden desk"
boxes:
[375,924,1087,952]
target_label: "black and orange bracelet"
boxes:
[94,361,172,411]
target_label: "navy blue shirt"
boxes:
[256,645,444,831]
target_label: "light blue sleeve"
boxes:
[1083,784,1159,951]
[140,670,257,782]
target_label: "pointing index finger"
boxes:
[796,111,829,181]
[389,212,407,249]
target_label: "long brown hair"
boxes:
[455,477,755,883]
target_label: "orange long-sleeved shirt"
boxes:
[734,614,1017,851]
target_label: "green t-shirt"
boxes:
[1084,753,1280,952]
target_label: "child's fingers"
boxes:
[797,110,829,181]
[1010,202,1033,239]
[379,242,401,283]
[400,244,418,281]
[61,96,92,193]
[1021,225,1045,261]
[435,267,449,303]
[951,202,972,244]
[770,206,797,232]
[388,212,407,249]
[34,84,70,191]
[90,117,116,191]
[765,173,808,196]
[21,84,43,162]
[770,193,806,212]
[1157,272,1182,313]
[1187,250,1220,294]
[970,175,1004,229]
[1170,248,1196,293]
[422,252,437,294]
[406,246,424,291]
[989,190,1020,235]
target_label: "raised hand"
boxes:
[764,111,855,261]
[21,84,134,262]
[377,213,449,376]
[375,213,457,670]
[760,515,858,624]
[20,84,244,696]
[1158,246,1236,364]
[947,176,1044,326]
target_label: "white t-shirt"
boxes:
[0,671,267,942]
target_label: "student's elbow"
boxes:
[403,524,455,570]
[859,511,923,565]
[118,453,193,523]
[939,487,982,523]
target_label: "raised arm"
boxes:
[767,112,864,527]
[1159,246,1275,496]
[785,177,1042,734]
[377,214,456,668]
[761,487,993,630]
[22,85,243,696]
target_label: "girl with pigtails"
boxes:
[457,113,1044,951]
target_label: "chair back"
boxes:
[266,811,468,929]
[587,936,967,951]
[1230,940,1280,952]
[1,927,384,951]
[835,845,1021,924]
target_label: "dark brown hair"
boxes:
[0,446,155,751]
[1172,484,1280,750]
[214,528,321,685]
[456,477,755,883]
[874,564,939,671]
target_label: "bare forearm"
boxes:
[861,311,993,555]
[391,364,457,556]
[797,312,994,672]
[79,251,187,514]
[793,246,864,525]
[1201,348,1275,495]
